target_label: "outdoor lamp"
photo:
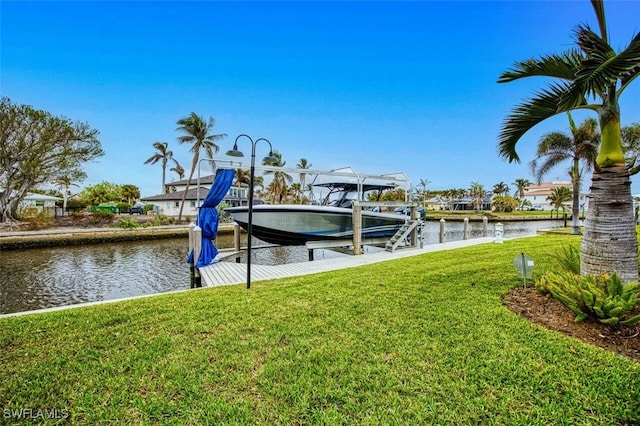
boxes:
[226,134,276,289]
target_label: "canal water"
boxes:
[0,220,560,314]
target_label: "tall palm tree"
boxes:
[263,150,292,204]
[296,158,312,197]
[52,172,84,216]
[547,187,573,219]
[234,168,251,206]
[492,181,510,196]
[530,114,599,234]
[469,182,486,211]
[175,113,226,220]
[512,178,532,210]
[418,178,431,208]
[497,0,640,282]
[170,164,185,180]
[144,142,178,194]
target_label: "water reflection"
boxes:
[0,220,560,314]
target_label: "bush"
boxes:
[88,210,115,225]
[550,244,581,275]
[115,218,139,229]
[117,202,131,213]
[536,271,640,325]
[17,208,54,230]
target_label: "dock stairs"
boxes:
[385,219,421,252]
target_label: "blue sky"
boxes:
[2,1,640,198]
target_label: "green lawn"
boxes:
[2,234,639,424]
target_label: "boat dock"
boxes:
[199,237,495,287]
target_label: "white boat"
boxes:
[225,182,411,246]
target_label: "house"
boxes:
[18,193,62,216]
[522,181,588,212]
[141,174,249,217]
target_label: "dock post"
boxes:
[234,223,241,263]
[482,216,488,237]
[193,225,202,287]
[308,249,314,261]
[189,223,196,288]
[463,217,469,240]
[353,204,362,255]
[439,218,446,243]
[410,206,418,247]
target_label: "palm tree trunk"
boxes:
[570,159,581,235]
[581,164,638,283]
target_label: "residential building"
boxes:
[141,174,249,217]
[522,181,588,212]
[18,193,62,216]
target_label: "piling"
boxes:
[482,216,488,237]
[352,204,362,255]
[193,225,202,287]
[234,223,242,263]
[439,218,446,243]
[463,217,469,240]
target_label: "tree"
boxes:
[234,168,251,205]
[492,195,519,212]
[621,122,640,174]
[79,181,122,205]
[296,158,312,197]
[492,181,510,196]
[170,164,185,180]
[175,112,226,220]
[468,182,487,211]
[530,114,599,234]
[513,178,532,210]
[120,184,140,204]
[144,141,179,194]
[0,97,103,222]
[52,171,86,216]
[497,0,640,282]
[262,150,292,204]
[547,187,573,219]
[417,178,431,208]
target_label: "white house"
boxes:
[18,193,62,216]
[522,181,588,212]
[141,175,248,217]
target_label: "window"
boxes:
[190,201,195,207]
[174,201,180,208]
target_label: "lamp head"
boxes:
[225,143,244,158]
[262,151,278,164]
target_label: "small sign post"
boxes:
[513,253,534,287]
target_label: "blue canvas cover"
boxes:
[187,168,235,268]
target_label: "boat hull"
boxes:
[225,205,406,246]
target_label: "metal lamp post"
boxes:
[226,134,277,289]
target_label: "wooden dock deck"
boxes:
[199,237,495,287]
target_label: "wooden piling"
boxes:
[463,217,469,240]
[352,204,362,255]
[439,218,446,243]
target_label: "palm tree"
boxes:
[234,168,251,206]
[547,187,573,219]
[513,178,532,210]
[418,178,431,208]
[175,113,226,220]
[497,0,640,282]
[52,172,84,216]
[263,150,292,204]
[144,142,178,194]
[170,164,185,180]
[469,182,487,211]
[492,181,510,196]
[296,158,312,197]
[530,114,599,234]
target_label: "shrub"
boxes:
[88,210,115,225]
[115,218,139,229]
[536,271,640,325]
[17,208,54,230]
[117,202,131,213]
[550,244,581,275]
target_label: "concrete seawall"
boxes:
[0,223,238,250]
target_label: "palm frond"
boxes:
[498,51,582,83]
[498,83,568,163]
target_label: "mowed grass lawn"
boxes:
[1,234,639,424]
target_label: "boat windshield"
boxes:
[315,183,397,208]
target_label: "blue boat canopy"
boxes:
[187,168,235,268]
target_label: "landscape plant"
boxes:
[498,0,640,282]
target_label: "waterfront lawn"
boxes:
[1,234,639,424]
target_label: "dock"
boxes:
[199,237,495,287]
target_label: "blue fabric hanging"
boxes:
[187,168,235,268]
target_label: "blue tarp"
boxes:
[187,168,235,268]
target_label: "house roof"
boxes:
[524,182,573,196]
[167,174,215,187]
[141,187,211,202]
[24,192,62,201]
